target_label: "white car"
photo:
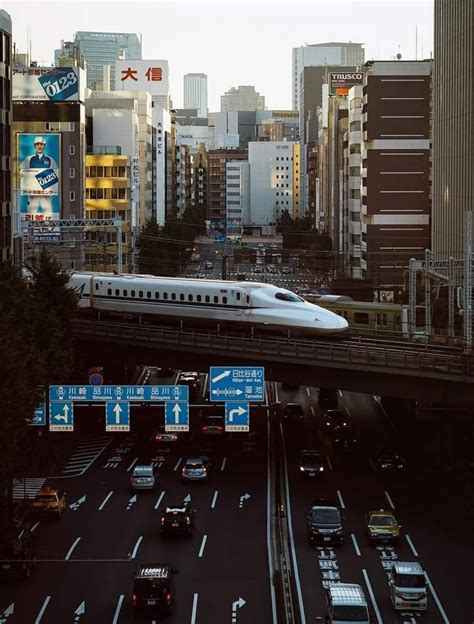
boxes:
[130,465,158,490]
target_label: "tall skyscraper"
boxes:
[184,73,208,118]
[220,85,265,113]
[0,9,12,265]
[55,31,142,91]
[292,42,365,111]
[432,0,474,256]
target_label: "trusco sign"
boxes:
[329,72,364,96]
[331,73,363,80]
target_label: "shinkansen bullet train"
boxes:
[70,272,348,336]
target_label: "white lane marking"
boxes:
[34,596,51,624]
[98,491,113,511]
[336,489,346,509]
[362,569,382,624]
[384,490,396,509]
[130,536,143,559]
[281,423,307,623]
[211,490,218,509]
[351,533,361,556]
[198,534,207,558]
[31,521,40,533]
[326,456,333,471]
[173,457,183,471]
[65,537,81,560]
[274,381,279,404]
[266,411,278,623]
[306,387,311,396]
[126,458,138,472]
[173,370,180,385]
[203,373,209,399]
[373,395,398,432]
[405,534,419,557]
[337,390,342,397]
[154,490,165,510]
[425,572,450,623]
[190,593,199,624]
[310,406,315,417]
[112,594,124,624]
[221,457,227,471]
[368,457,377,472]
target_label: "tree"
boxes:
[137,219,162,275]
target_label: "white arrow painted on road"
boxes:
[74,601,85,621]
[69,495,86,511]
[183,494,191,503]
[127,494,137,510]
[232,597,246,622]
[228,406,246,422]
[212,370,231,383]
[239,493,251,508]
[0,603,14,618]
[113,403,122,424]
[172,403,181,424]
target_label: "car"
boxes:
[178,376,199,401]
[201,415,225,436]
[154,425,178,444]
[31,487,66,518]
[332,424,359,450]
[282,403,304,422]
[0,522,36,579]
[204,261,214,270]
[181,457,208,481]
[365,509,401,544]
[160,504,196,537]
[254,266,263,274]
[155,366,174,377]
[132,563,177,617]
[374,445,406,472]
[130,465,158,491]
[307,500,344,545]
[324,409,350,431]
[180,371,199,382]
[281,266,293,274]
[299,450,325,477]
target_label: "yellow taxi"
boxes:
[31,487,66,518]
[365,508,401,545]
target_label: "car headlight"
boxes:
[319,467,324,472]
[300,467,305,471]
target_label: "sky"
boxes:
[2,0,434,111]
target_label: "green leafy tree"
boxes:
[137,219,162,275]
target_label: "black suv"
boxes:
[0,522,36,580]
[132,564,177,618]
[160,504,196,537]
[307,500,344,545]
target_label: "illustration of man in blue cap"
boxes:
[20,136,58,170]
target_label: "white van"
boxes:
[388,561,427,611]
[325,583,370,624]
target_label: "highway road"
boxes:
[1,369,472,622]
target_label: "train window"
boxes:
[197,295,202,302]
[95,283,99,290]
[139,290,143,298]
[246,295,250,304]
[163,292,168,300]
[275,292,304,302]
[123,290,128,297]
[223,296,227,304]
[107,289,112,296]
[236,292,241,301]
[171,293,176,301]
[155,292,159,299]
[354,312,369,324]
[131,290,136,297]
[205,295,210,303]
[180,293,185,301]
[147,291,152,299]
[214,296,219,303]
[115,289,119,296]
[188,294,193,302]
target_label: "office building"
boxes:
[220,85,265,113]
[432,0,474,256]
[175,109,208,154]
[56,31,141,91]
[114,59,171,111]
[292,42,365,111]
[225,161,250,233]
[0,10,12,265]
[207,149,247,227]
[184,73,208,118]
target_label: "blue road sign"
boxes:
[165,401,189,432]
[225,401,250,432]
[89,373,104,386]
[105,401,130,432]
[49,401,74,432]
[49,385,189,402]
[209,367,265,402]
[29,403,46,426]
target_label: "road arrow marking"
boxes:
[212,370,231,383]
[228,406,246,422]
[74,601,85,621]
[183,494,192,503]
[172,403,181,424]
[127,494,137,510]
[0,603,14,618]
[69,495,86,511]
[239,493,251,508]
[231,597,246,622]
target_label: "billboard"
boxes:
[18,133,61,236]
[13,66,85,102]
[115,60,169,96]
[329,72,364,96]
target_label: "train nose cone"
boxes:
[338,316,349,331]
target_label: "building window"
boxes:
[69,145,75,156]
[350,189,361,199]
[70,191,75,201]
[69,168,75,178]
[354,312,369,324]
[350,144,361,154]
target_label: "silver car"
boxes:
[181,458,208,481]
[130,464,158,490]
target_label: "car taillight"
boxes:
[161,517,165,525]
[186,516,190,524]
[182,467,186,473]
[132,594,137,606]
[202,426,208,431]
[166,592,171,603]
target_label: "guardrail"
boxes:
[73,319,474,379]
